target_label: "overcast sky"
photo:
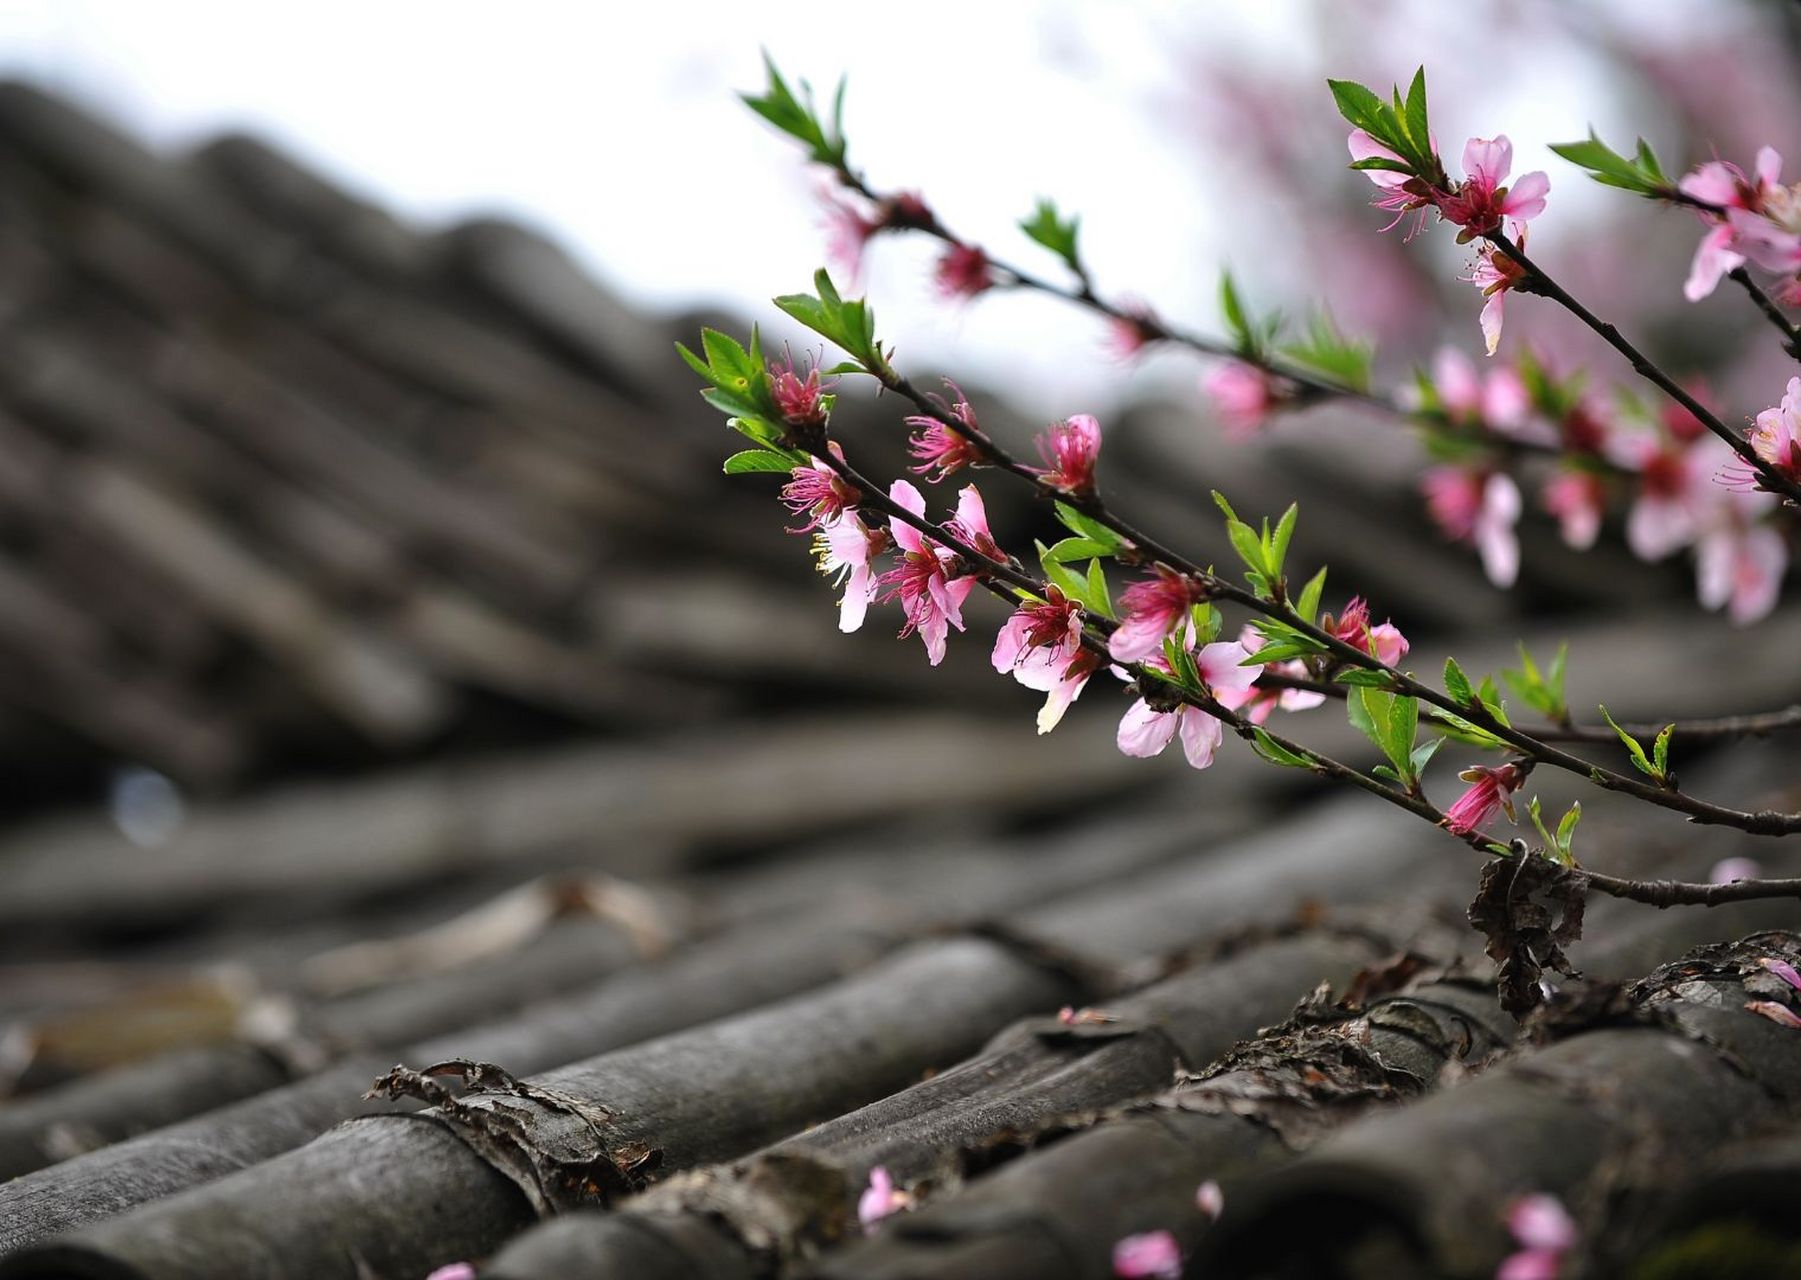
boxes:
[0,0,1680,414]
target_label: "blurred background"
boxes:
[1,0,1799,1115]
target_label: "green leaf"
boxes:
[1269,504,1298,580]
[740,54,846,166]
[1423,703,1509,750]
[1548,128,1671,199]
[1052,502,1123,552]
[1281,311,1374,391]
[1219,270,1251,351]
[1252,727,1314,769]
[1019,198,1082,271]
[1335,668,1393,688]
[1295,567,1327,626]
[1443,657,1475,707]
[1350,687,1419,781]
[1327,78,1391,144]
[1409,736,1444,779]
[1243,640,1319,666]
[1651,723,1674,777]
[1085,558,1114,620]
[1042,536,1113,564]
[1556,801,1582,856]
[1598,704,1659,779]
[723,448,802,475]
[1401,67,1430,156]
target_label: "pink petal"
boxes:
[1196,640,1258,694]
[1117,699,1179,758]
[1109,615,1170,664]
[1509,1194,1577,1252]
[1177,707,1223,770]
[1196,1179,1224,1220]
[1679,160,1742,208]
[1496,1250,1564,1280]
[1756,146,1784,188]
[1684,224,1745,303]
[1746,999,1801,1029]
[1112,1229,1183,1279]
[1501,170,1550,222]
[1463,135,1514,188]
[1476,474,1522,588]
[992,613,1035,673]
[1432,346,1481,416]
[1036,669,1090,734]
[1480,292,1505,356]
[955,484,992,544]
[1758,957,1801,994]
[1627,496,1696,561]
[1347,128,1411,189]
[1710,857,1762,884]
[888,480,927,553]
[839,563,874,633]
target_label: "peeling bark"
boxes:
[1197,931,1801,1280]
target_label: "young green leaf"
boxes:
[1443,657,1475,707]
[1042,536,1114,564]
[1548,128,1672,198]
[1019,198,1082,271]
[1598,704,1660,780]
[723,448,803,475]
[1295,566,1328,625]
[1052,502,1124,552]
[1651,723,1674,779]
[1085,558,1114,620]
[1252,727,1315,769]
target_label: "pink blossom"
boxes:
[993,591,1100,733]
[1710,856,1763,884]
[1437,136,1550,238]
[1746,1000,1801,1029]
[1204,362,1281,439]
[1430,347,1530,431]
[905,385,986,482]
[1106,303,1162,359]
[858,1165,911,1233]
[821,190,881,281]
[1696,514,1786,626]
[1679,148,1801,300]
[1758,957,1801,993]
[1727,375,1801,492]
[1116,642,1258,771]
[1496,1251,1563,1280]
[1112,1229,1182,1279]
[935,243,995,300]
[1465,236,1531,355]
[1540,470,1606,551]
[1108,569,1208,663]
[425,1267,477,1280]
[812,512,886,633]
[1609,434,1708,561]
[1508,1195,1577,1253]
[944,484,1002,564]
[1196,1180,1225,1221]
[768,352,834,428]
[781,456,858,533]
[1031,414,1102,496]
[1328,597,1410,666]
[1215,626,1325,724]
[1422,468,1521,588]
[878,480,978,665]
[1444,761,1527,835]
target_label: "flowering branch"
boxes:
[1482,231,1801,506]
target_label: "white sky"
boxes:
[0,0,1676,414]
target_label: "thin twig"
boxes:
[1727,267,1801,362]
[800,437,1801,905]
[1484,231,1801,505]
